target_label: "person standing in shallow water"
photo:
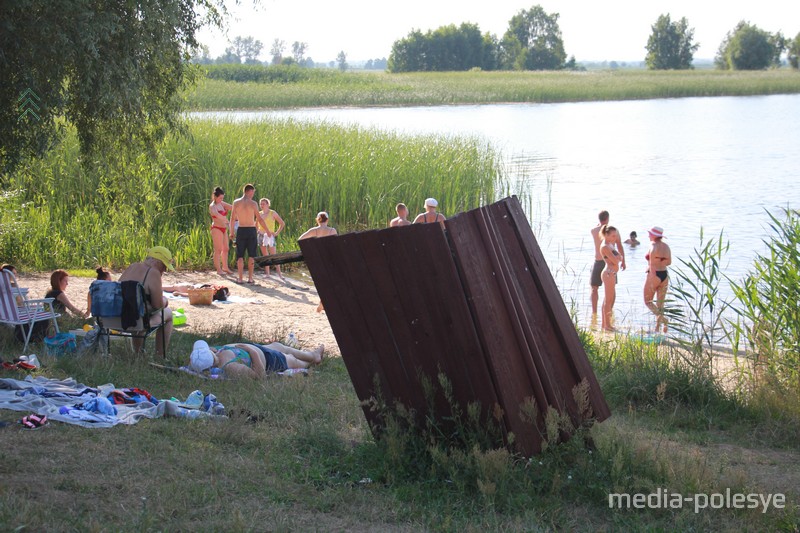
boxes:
[599,225,622,332]
[590,210,625,317]
[644,226,671,333]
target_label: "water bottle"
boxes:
[287,332,298,348]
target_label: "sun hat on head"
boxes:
[424,198,438,208]
[148,246,175,271]
[648,226,664,238]
[190,340,214,372]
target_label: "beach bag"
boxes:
[201,284,229,302]
[44,332,77,356]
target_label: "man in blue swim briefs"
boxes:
[590,210,625,316]
[191,340,325,380]
[230,184,270,285]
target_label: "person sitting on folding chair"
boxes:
[118,246,175,357]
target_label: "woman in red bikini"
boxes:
[209,187,233,275]
[644,226,672,333]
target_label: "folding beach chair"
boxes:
[89,280,166,357]
[0,269,61,353]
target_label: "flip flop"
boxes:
[20,414,48,430]
[246,280,256,284]
[233,279,244,285]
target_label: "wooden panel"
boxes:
[300,196,610,456]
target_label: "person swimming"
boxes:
[624,231,640,246]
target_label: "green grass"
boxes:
[0,326,797,531]
[188,69,800,110]
[1,119,503,270]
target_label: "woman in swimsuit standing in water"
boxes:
[600,225,621,332]
[209,187,233,276]
[644,226,672,333]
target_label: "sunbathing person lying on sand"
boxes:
[163,284,193,297]
[190,340,324,379]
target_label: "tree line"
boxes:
[388,5,800,72]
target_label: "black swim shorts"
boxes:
[257,345,289,372]
[590,259,605,287]
[236,227,258,259]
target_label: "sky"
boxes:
[197,0,798,63]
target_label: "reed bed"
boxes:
[0,119,501,270]
[189,69,800,110]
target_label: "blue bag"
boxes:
[44,332,77,356]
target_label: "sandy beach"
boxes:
[18,269,339,353]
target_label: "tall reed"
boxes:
[729,208,800,388]
[189,69,800,110]
[1,119,502,270]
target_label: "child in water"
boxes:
[624,231,640,247]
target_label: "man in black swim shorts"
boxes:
[230,184,270,284]
[590,210,625,315]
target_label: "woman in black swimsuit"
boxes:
[644,226,672,333]
[599,225,621,332]
[413,198,446,226]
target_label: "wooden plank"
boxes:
[406,222,504,423]
[503,197,611,421]
[299,236,393,427]
[254,250,304,267]
[445,209,546,455]
[481,201,579,418]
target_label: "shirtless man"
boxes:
[118,246,174,357]
[230,184,269,284]
[389,203,411,227]
[590,210,625,315]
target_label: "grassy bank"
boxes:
[0,119,502,270]
[0,323,797,531]
[189,68,800,110]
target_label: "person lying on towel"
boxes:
[189,339,324,379]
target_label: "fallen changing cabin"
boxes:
[299,196,610,456]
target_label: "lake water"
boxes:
[193,94,800,332]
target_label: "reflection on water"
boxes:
[193,95,800,333]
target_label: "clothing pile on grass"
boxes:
[0,375,225,428]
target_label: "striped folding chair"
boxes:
[0,270,61,353]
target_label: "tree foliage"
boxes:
[789,32,800,69]
[270,39,286,65]
[388,5,568,73]
[232,36,263,64]
[0,0,225,174]
[502,5,566,70]
[336,51,348,72]
[388,24,496,73]
[715,21,784,70]
[645,14,699,70]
